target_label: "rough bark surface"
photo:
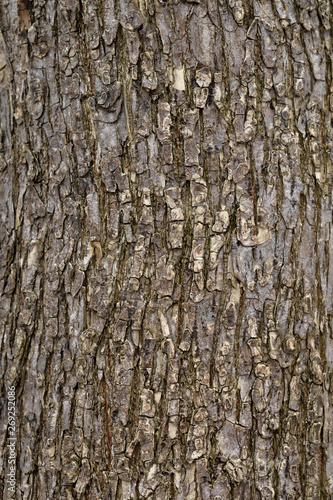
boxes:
[0,0,333,498]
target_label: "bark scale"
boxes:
[0,0,332,498]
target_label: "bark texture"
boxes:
[0,0,333,498]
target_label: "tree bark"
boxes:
[0,0,332,498]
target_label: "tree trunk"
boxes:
[0,0,332,498]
